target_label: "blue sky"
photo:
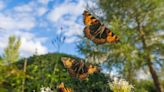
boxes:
[0,0,153,79]
[0,0,95,58]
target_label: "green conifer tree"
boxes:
[3,35,21,64]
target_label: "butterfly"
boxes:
[57,82,73,92]
[61,57,99,80]
[83,10,119,44]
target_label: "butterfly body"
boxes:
[83,10,119,44]
[61,57,99,80]
[84,26,107,44]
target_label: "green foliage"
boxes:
[78,0,163,91]
[0,1,163,92]
[0,56,2,65]
[0,35,22,92]
[68,73,111,92]
[3,35,21,64]
[0,64,24,92]
[0,47,157,92]
[16,53,109,92]
[134,80,156,92]
[17,53,72,91]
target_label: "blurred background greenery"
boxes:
[0,0,163,92]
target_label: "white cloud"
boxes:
[0,0,50,57]
[0,31,8,48]
[63,20,83,36]
[0,14,35,31]
[0,30,48,57]
[37,0,52,5]
[13,1,48,16]
[0,1,37,31]
[13,2,34,13]
[20,37,48,57]
[47,0,86,43]
[37,7,48,16]
[65,36,81,43]
[0,0,89,57]
[48,0,85,22]
[0,1,5,10]
[15,31,48,57]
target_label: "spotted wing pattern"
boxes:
[61,57,99,80]
[83,10,119,44]
[57,82,73,92]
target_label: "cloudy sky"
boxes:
[0,0,95,58]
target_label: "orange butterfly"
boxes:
[61,57,99,80]
[83,10,119,44]
[57,82,73,92]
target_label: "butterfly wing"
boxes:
[83,10,104,44]
[62,57,100,80]
[57,83,73,92]
[62,57,86,79]
[83,10,119,44]
[83,10,101,26]
[68,60,87,79]
[70,62,99,80]
[79,73,89,80]
[84,25,106,44]
[61,57,74,69]
[87,65,99,74]
[106,29,119,43]
[78,64,100,80]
